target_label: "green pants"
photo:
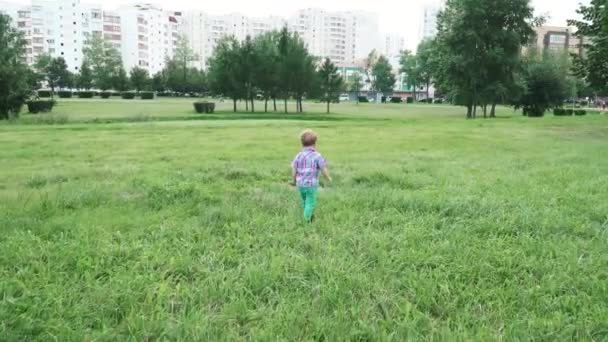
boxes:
[298,187,318,222]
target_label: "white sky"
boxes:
[6,0,587,50]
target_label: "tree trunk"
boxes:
[284,97,288,114]
[300,97,304,113]
[327,99,330,114]
[483,104,487,118]
[473,104,477,119]
[426,81,430,101]
[233,99,237,112]
[265,98,268,113]
[490,102,496,118]
[273,97,277,112]
[251,97,255,113]
[245,98,249,112]
[467,104,473,119]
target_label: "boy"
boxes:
[291,130,332,222]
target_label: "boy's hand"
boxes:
[289,181,296,187]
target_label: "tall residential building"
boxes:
[420,3,442,40]
[289,8,380,65]
[383,33,405,69]
[119,4,183,74]
[531,26,586,55]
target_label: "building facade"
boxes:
[531,25,585,55]
[420,3,442,40]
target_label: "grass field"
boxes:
[1,99,608,340]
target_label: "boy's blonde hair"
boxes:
[300,130,318,147]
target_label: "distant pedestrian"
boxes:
[290,130,332,223]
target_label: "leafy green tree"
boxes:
[416,40,435,101]
[568,0,608,95]
[349,72,364,103]
[0,14,33,119]
[399,49,420,101]
[372,55,396,93]
[318,58,344,113]
[513,51,569,116]
[208,37,243,112]
[76,60,93,90]
[169,35,198,94]
[49,57,72,90]
[151,71,167,93]
[83,34,122,91]
[113,67,130,91]
[129,67,149,93]
[434,0,535,118]
[240,35,257,112]
[187,68,207,95]
[253,32,281,112]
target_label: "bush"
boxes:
[140,91,155,100]
[579,100,589,107]
[434,99,443,104]
[121,92,136,99]
[57,91,72,98]
[406,97,414,104]
[565,109,574,116]
[100,91,112,99]
[77,91,95,98]
[390,96,402,103]
[26,100,55,113]
[194,101,215,113]
[111,92,122,97]
[553,108,566,116]
[574,109,587,116]
[38,90,52,98]
[358,96,369,103]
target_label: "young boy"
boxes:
[291,130,332,222]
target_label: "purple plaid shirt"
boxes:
[292,147,327,188]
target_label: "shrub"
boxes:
[26,100,55,114]
[38,90,52,98]
[574,109,587,116]
[406,97,414,104]
[553,108,566,116]
[140,91,154,100]
[77,91,95,98]
[565,109,574,116]
[121,92,136,99]
[111,92,122,97]
[57,91,72,98]
[100,91,112,99]
[358,96,369,103]
[390,96,402,103]
[434,99,443,104]
[579,100,589,107]
[194,101,215,113]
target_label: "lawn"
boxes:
[1,99,607,340]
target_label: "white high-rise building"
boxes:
[289,8,380,65]
[420,3,442,40]
[383,34,405,70]
[119,4,183,74]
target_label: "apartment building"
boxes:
[420,3,442,40]
[531,25,586,55]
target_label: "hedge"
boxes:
[57,91,72,98]
[358,96,369,103]
[27,100,55,113]
[77,91,95,98]
[390,96,402,103]
[553,108,566,116]
[194,101,215,113]
[100,91,112,99]
[434,99,443,104]
[574,109,587,116]
[406,97,414,104]
[565,109,574,116]
[140,91,155,100]
[38,90,52,98]
[121,92,136,99]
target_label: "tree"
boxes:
[0,14,33,119]
[416,40,435,101]
[129,67,149,93]
[76,60,93,90]
[113,67,130,91]
[399,49,420,101]
[349,72,364,102]
[170,35,198,94]
[318,58,344,113]
[240,35,257,112]
[433,0,535,118]
[253,32,281,112]
[151,71,167,93]
[208,37,243,112]
[372,55,396,93]
[83,33,122,91]
[48,57,72,90]
[364,49,379,88]
[568,0,608,95]
[513,51,569,116]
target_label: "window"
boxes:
[61,51,64,55]
[60,43,64,46]
[17,21,26,28]
[33,37,44,44]
[49,48,55,53]
[73,21,76,25]
[92,11,102,19]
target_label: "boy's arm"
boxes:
[291,167,297,186]
[321,167,332,182]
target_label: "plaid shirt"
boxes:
[292,147,327,188]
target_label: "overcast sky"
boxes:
[8,0,588,49]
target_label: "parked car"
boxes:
[339,94,349,102]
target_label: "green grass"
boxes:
[1,99,608,340]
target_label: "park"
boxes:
[2,0,608,339]
[1,98,608,339]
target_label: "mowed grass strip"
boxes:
[1,101,608,340]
